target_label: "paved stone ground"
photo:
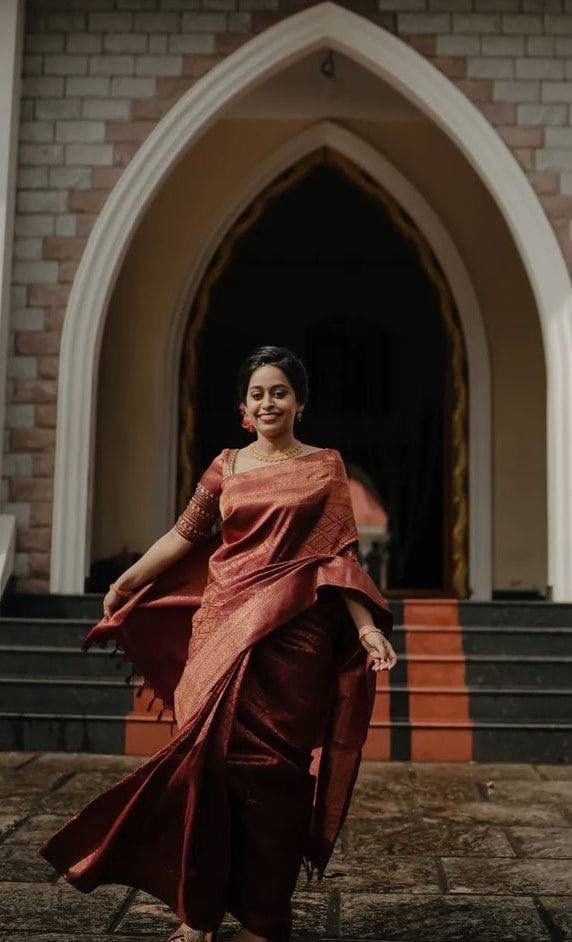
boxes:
[1,754,571,941]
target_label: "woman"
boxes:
[40,346,397,942]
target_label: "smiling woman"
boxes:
[237,346,308,446]
[40,346,395,942]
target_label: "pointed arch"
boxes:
[51,2,572,599]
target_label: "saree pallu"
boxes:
[40,447,393,936]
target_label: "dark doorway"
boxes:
[180,155,467,595]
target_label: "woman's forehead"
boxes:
[248,365,291,388]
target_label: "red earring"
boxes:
[239,403,255,433]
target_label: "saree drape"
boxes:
[40,447,393,936]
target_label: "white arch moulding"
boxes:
[162,121,492,599]
[51,1,572,599]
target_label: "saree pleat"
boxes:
[183,596,340,936]
[40,447,392,937]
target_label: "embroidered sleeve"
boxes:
[173,451,224,544]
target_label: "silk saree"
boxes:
[40,447,393,937]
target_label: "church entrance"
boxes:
[178,150,468,596]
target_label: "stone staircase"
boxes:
[365,600,572,763]
[1,593,571,761]
[0,592,172,755]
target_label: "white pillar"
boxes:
[0,0,24,593]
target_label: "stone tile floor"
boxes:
[0,753,571,941]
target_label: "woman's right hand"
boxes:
[102,584,132,618]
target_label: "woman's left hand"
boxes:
[359,628,397,672]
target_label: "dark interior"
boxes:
[185,160,455,593]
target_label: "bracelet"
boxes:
[109,581,133,598]
[358,624,385,640]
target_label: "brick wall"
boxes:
[5,0,572,592]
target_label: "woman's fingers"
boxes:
[102,589,120,618]
[370,639,397,671]
[355,627,397,671]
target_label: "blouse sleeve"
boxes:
[173,450,224,545]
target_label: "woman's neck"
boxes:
[252,434,298,455]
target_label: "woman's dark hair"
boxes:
[237,346,309,406]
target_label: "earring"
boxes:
[296,412,303,422]
[239,403,255,433]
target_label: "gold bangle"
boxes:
[110,582,133,598]
[358,624,385,640]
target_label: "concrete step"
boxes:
[464,656,572,688]
[0,617,93,647]
[0,709,172,754]
[374,684,572,722]
[365,718,572,763]
[0,592,104,620]
[0,676,134,714]
[392,652,572,688]
[0,645,132,680]
[459,600,572,626]
[404,623,572,657]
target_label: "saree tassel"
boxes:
[81,637,107,654]
[135,682,148,699]
[156,708,165,722]
[146,695,158,712]
[124,668,135,685]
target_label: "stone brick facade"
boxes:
[5,0,572,591]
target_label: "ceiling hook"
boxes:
[320,50,336,80]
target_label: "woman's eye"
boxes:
[250,391,288,399]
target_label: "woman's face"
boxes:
[244,364,301,438]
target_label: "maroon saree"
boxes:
[40,447,392,937]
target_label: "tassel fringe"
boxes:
[81,633,174,730]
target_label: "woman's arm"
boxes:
[341,590,385,635]
[102,529,195,616]
[341,590,397,672]
[103,450,225,617]
[113,529,194,594]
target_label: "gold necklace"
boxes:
[250,441,304,462]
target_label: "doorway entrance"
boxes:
[179,150,468,596]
